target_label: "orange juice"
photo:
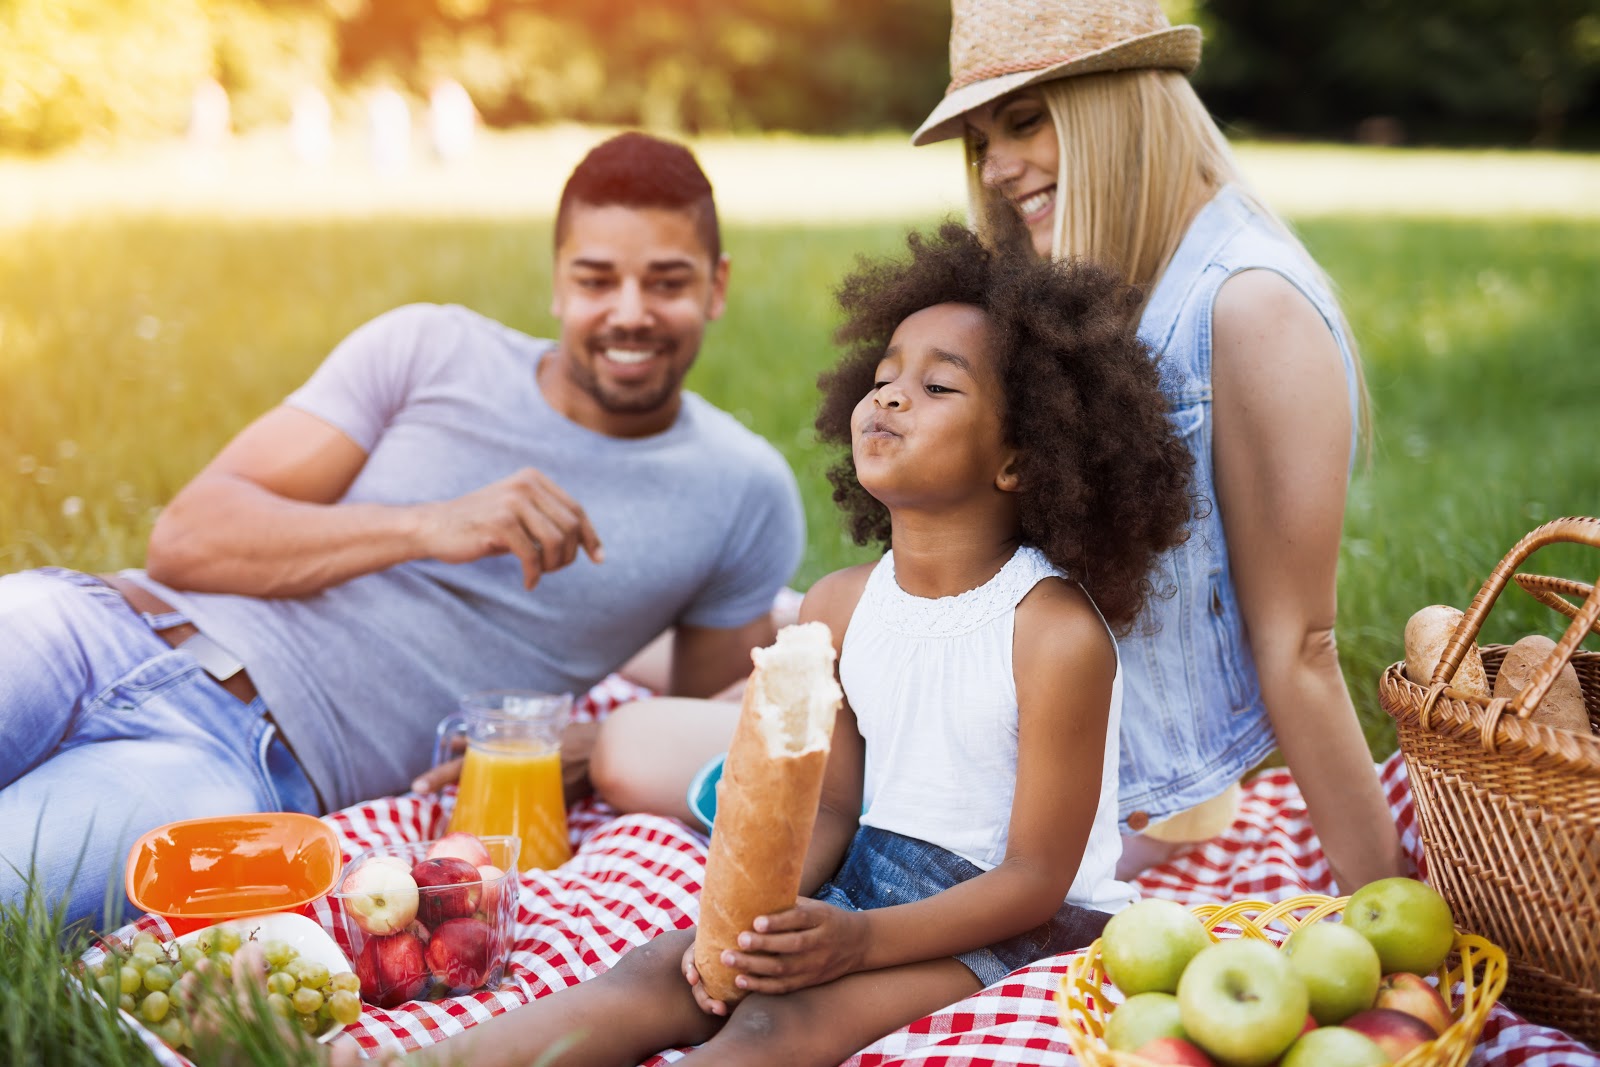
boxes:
[449,743,571,871]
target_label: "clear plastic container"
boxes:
[329,834,519,1007]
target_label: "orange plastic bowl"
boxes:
[125,813,342,935]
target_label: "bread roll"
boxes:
[694,622,842,1004]
[1404,604,1490,697]
[1493,634,1592,734]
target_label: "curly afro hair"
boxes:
[816,222,1195,635]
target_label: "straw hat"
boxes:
[912,0,1201,146]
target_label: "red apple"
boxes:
[1344,1007,1438,1058]
[412,857,483,928]
[425,832,492,869]
[355,931,429,1008]
[1372,971,1453,1035]
[340,855,420,936]
[477,863,507,915]
[1134,1037,1216,1066]
[425,917,496,990]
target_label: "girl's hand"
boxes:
[681,940,731,1017]
[719,898,868,995]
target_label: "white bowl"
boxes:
[120,912,355,1047]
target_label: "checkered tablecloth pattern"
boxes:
[110,675,1598,1066]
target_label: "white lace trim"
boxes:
[863,546,1065,638]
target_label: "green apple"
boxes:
[1105,991,1186,1051]
[1278,1026,1389,1067]
[1282,921,1381,1025]
[1176,940,1309,1067]
[1101,898,1211,995]
[1344,877,1455,976]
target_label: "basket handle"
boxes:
[1513,573,1600,637]
[1434,516,1600,721]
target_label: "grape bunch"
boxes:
[85,926,363,1053]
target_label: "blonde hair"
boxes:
[964,68,1370,451]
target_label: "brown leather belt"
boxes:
[97,573,260,706]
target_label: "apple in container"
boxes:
[412,857,483,928]
[355,931,429,1009]
[340,856,419,936]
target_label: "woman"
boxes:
[909,0,1407,890]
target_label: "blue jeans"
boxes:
[815,826,1113,986]
[0,568,320,932]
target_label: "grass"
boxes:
[2,132,1599,1061]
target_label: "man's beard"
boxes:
[568,336,685,416]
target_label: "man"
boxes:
[0,132,805,930]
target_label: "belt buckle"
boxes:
[175,631,245,683]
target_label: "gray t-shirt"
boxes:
[133,303,805,810]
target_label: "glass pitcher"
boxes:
[433,690,574,871]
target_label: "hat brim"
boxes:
[911,25,1201,147]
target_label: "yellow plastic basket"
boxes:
[1057,894,1507,1067]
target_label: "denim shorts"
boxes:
[815,825,1113,987]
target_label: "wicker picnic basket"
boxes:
[1057,894,1507,1066]
[1378,516,1600,1047]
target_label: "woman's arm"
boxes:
[1211,268,1409,891]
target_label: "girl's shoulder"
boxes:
[1014,576,1116,681]
[798,561,879,648]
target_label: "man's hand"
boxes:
[411,721,599,806]
[415,468,604,590]
[713,898,868,995]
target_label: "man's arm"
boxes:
[145,406,601,599]
[668,614,777,699]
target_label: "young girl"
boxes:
[320,224,1193,1067]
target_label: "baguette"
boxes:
[694,622,843,1004]
[1404,604,1490,697]
[1492,634,1592,734]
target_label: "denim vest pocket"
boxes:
[1206,568,1257,712]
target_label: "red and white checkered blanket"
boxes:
[120,676,1598,1066]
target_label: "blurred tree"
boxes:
[0,0,211,151]
[1195,0,1600,145]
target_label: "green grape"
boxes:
[143,963,174,993]
[329,971,361,994]
[140,991,170,1023]
[296,960,330,990]
[192,930,217,955]
[132,941,165,967]
[266,970,297,996]
[131,931,160,950]
[154,1016,186,1049]
[292,987,324,1015]
[119,994,137,1014]
[328,989,362,1027]
[267,992,294,1019]
[95,974,121,1004]
[261,939,295,968]
[296,1012,321,1035]
[119,965,142,995]
[180,946,204,971]
[89,960,108,980]
[217,929,243,955]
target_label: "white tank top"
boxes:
[840,546,1135,913]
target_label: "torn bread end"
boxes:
[750,621,841,756]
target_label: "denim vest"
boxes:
[1117,185,1360,832]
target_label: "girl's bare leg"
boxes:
[404,930,721,1067]
[684,959,982,1067]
